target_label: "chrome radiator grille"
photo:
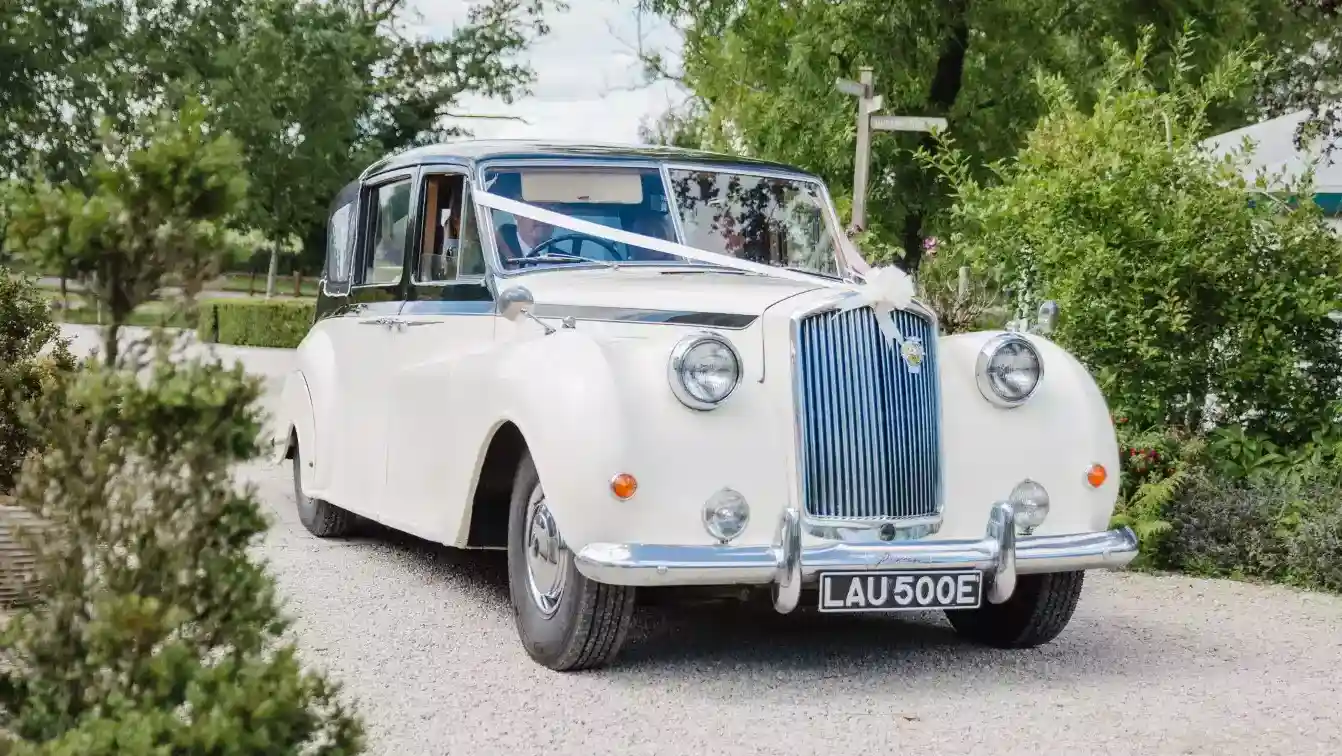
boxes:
[794,305,941,520]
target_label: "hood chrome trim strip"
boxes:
[529,304,757,329]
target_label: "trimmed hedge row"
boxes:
[197,299,315,349]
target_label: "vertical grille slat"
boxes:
[796,306,941,521]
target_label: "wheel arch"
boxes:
[274,370,318,493]
[464,420,529,548]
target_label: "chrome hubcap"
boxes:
[523,484,569,617]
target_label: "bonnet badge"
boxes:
[898,336,925,374]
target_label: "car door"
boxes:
[324,169,415,517]
[381,168,498,539]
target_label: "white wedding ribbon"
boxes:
[473,190,920,350]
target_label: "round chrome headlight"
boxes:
[702,488,750,543]
[975,333,1043,407]
[668,333,741,410]
[1009,479,1051,532]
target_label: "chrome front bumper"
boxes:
[573,502,1139,613]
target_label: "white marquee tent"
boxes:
[1201,107,1342,232]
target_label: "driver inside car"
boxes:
[496,215,565,261]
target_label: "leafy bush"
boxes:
[0,334,362,752]
[199,299,315,349]
[1161,470,1341,591]
[0,271,73,493]
[1110,425,1207,567]
[925,31,1342,447]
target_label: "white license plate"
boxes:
[817,570,983,613]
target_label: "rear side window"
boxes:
[325,202,354,286]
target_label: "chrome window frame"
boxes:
[413,166,489,287]
[351,169,417,290]
[661,161,853,283]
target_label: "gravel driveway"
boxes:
[61,326,1342,756]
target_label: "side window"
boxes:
[416,174,462,283]
[325,202,353,285]
[414,173,487,282]
[363,179,411,286]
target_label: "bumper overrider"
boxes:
[574,502,1140,612]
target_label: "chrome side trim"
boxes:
[529,304,757,329]
[573,503,1140,610]
[399,300,496,316]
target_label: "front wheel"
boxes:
[506,451,636,671]
[945,570,1085,649]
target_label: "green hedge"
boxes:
[198,299,315,348]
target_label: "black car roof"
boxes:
[358,139,820,181]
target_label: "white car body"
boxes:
[274,140,1137,668]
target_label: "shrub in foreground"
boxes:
[0,271,73,494]
[1162,471,1342,592]
[198,299,315,349]
[0,334,362,753]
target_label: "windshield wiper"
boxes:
[513,253,616,268]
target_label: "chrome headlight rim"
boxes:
[975,333,1044,408]
[667,332,742,411]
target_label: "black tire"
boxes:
[291,441,356,538]
[507,451,636,671]
[946,570,1085,649]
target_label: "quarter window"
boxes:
[365,179,412,285]
[325,202,354,285]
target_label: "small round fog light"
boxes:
[1009,479,1050,533]
[702,488,750,543]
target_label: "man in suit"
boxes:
[496,215,560,261]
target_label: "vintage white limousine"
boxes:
[274,140,1138,671]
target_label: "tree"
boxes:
[1259,2,1342,152]
[1,0,563,287]
[0,337,362,753]
[925,32,1342,446]
[642,0,1331,272]
[212,0,563,295]
[3,100,249,362]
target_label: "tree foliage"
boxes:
[0,337,362,753]
[0,0,562,276]
[3,101,250,362]
[643,0,1331,271]
[926,32,1342,447]
[0,273,73,495]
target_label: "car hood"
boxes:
[509,266,834,319]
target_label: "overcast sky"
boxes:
[410,0,687,144]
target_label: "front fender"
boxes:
[937,330,1120,537]
[485,330,629,549]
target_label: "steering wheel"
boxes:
[527,233,624,262]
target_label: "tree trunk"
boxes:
[265,245,279,300]
[900,0,971,273]
[102,321,120,366]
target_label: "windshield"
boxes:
[666,168,839,276]
[479,164,841,276]
[481,166,683,269]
